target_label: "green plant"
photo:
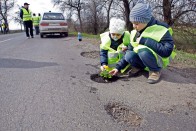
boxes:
[100,65,113,79]
[100,69,112,79]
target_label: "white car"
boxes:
[39,12,68,38]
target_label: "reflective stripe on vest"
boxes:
[32,16,39,26]
[100,31,130,72]
[22,8,32,21]
[130,24,176,68]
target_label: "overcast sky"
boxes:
[16,0,58,14]
[10,0,60,29]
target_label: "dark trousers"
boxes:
[3,28,7,34]
[24,20,33,37]
[125,49,161,71]
[34,26,39,35]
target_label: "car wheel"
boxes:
[40,33,44,38]
[60,33,64,37]
[64,32,68,37]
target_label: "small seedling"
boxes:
[100,65,112,79]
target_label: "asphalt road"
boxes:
[0,33,195,131]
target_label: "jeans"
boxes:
[34,26,39,35]
[125,49,161,71]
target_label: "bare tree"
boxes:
[122,0,135,31]
[83,0,107,34]
[0,0,15,31]
[112,0,137,31]
[52,0,84,31]
[102,0,114,32]
[149,0,196,26]
[13,5,23,31]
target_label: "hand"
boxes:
[121,46,128,52]
[100,65,109,71]
[109,69,119,76]
[100,66,105,71]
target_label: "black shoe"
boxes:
[31,36,34,38]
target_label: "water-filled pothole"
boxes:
[90,74,119,83]
[104,102,142,127]
[81,51,99,59]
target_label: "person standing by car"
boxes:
[38,13,41,21]
[20,2,34,38]
[38,13,41,34]
[1,22,6,34]
[32,13,40,35]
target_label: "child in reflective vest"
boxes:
[100,18,130,72]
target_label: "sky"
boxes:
[9,0,60,29]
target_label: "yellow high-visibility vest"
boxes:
[2,23,5,28]
[22,8,32,21]
[100,31,131,72]
[32,16,39,26]
[130,25,176,69]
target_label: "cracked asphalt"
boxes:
[0,33,196,131]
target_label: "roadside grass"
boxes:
[69,32,100,39]
[10,30,23,33]
[173,28,196,54]
[0,30,23,35]
[173,50,196,67]
[73,31,196,68]
[70,28,196,53]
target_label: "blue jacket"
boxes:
[116,17,174,71]
[100,33,124,66]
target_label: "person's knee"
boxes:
[138,49,157,63]
[125,51,138,64]
[138,49,152,59]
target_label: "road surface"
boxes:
[0,33,195,131]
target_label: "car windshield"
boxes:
[43,13,65,20]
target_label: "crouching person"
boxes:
[100,18,130,73]
[109,1,175,84]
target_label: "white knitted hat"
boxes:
[109,18,126,35]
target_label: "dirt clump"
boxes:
[90,74,119,83]
[104,102,143,127]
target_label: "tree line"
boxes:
[51,0,195,35]
[0,0,15,31]
[0,0,195,34]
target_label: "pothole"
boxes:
[104,102,142,127]
[90,74,119,83]
[81,51,99,59]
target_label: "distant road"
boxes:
[0,32,22,43]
